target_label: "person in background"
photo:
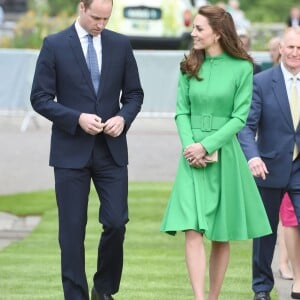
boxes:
[215,1,226,9]
[280,194,299,282]
[30,0,144,299]
[226,0,250,33]
[267,36,295,282]
[287,6,300,28]
[239,32,262,74]
[191,0,209,9]
[268,36,281,65]
[160,5,271,300]
[238,27,300,300]
[278,193,296,280]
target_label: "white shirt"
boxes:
[280,62,300,101]
[75,19,102,74]
[291,18,300,27]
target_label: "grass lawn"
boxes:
[0,182,278,300]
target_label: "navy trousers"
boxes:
[253,156,300,293]
[54,135,128,300]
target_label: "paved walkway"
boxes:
[0,115,291,299]
[0,212,40,249]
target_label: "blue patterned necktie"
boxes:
[87,34,100,94]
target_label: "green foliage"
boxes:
[0,10,74,49]
[47,0,78,16]
[0,0,78,49]
[242,0,297,23]
[0,0,296,49]
[0,183,278,299]
[28,0,299,22]
[210,0,300,23]
[28,0,78,16]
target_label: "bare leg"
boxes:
[284,226,300,292]
[207,241,230,300]
[278,220,293,279]
[185,230,206,300]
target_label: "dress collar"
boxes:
[205,52,228,61]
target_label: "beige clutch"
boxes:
[204,151,218,163]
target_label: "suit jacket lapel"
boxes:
[272,65,295,130]
[68,24,96,96]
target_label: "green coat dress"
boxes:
[160,53,272,241]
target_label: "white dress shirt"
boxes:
[280,62,300,101]
[75,19,102,74]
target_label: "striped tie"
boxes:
[87,34,100,94]
[290,77,300,160]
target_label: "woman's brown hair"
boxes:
[181,5,253,79]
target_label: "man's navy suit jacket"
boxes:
[238,65,300,188]
[31,24,144,168]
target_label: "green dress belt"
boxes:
[191,114,230,131]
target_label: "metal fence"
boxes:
[0,49,272,130]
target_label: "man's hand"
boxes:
[78,113,105,135]
[104,116,125,137]
[249,157,269,180]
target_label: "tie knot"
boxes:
[87,34,93,43]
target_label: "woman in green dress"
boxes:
[160,5,272,300]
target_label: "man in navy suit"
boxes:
[30,0,143,299]
[238,27,300,300]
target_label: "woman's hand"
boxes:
[183,143,207,167]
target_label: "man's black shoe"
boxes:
[253,292,271,300]
[91,287,114,300]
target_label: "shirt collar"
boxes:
[75,19,88,39]
[75,18,101,40]
[281,62,300,81]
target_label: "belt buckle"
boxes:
[201,114,212,131]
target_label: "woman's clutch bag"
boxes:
[204,151,218,163]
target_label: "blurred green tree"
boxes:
[26,0,300,22]
[28,0,77,16]
[211,0,300,23]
